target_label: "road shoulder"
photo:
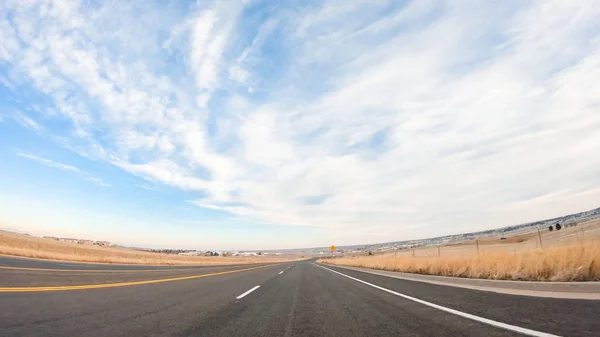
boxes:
[319,263,600,300]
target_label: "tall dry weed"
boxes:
[322,240,600,281]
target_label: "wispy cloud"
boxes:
[83,176,111,188]
[2,0,600,244]
[135,184,158,191]
[16,153,81,173]
[12,111,40,131]
[16,152,109,187]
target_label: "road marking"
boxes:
[0,265,275,292]
[0,265,206,273]
[331,265,600,300]
[279,271,284,274]
[316,264,560,337]
[236,285,260,299]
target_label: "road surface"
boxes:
[0,256,598,336]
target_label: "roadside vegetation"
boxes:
[321,239,600,281]
[0,230,301,265]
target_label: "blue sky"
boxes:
[1,0,599,250]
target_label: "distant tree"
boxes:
[548,226,553,232]
[555,223,562,230]
[368,251,373,256]
[257,252,262,255]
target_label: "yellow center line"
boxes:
[0,265,231,273]
[0,264,277,292]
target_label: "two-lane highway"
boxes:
[1,256,598,336]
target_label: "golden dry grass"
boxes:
[0,230,301,265]
[321,240,600,281]
[364,220,600,260]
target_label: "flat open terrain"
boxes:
[0,230,300,265]
[1,256,599,337]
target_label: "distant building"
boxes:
[94,241,111,247]
[178,251,202,256]
[59,238,79,244]
[77,239,94,245]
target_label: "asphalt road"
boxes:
[1,256,598,337]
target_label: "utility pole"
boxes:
[437,245,441,257]
[476,239,480,255]
[537,226,543,249]
[412,249,415,258]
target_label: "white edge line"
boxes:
[332,266,600,300]
[315,264,560,337]
[236,285,260,300]
[279,271,284,274]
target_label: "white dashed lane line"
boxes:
[236,285,261,300]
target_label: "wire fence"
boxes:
[341,219,599,260]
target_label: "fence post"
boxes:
[537,227,543,249]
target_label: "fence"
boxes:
[345,219,599,260]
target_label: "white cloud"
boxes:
[228,64,249,84]
[228,17,278,87]
[83,176,110,188]
[190,9,219,90]
[2,0,600,245]
[189,2,245,106]
[135,184,158,191]
[16,152,109,187]
[11,111,41,131]
[0,74,14,90]
[112,159,209,191]
[17,152,80,172]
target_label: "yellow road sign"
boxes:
[330,245,336,252]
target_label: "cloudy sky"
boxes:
[0,0,599,250]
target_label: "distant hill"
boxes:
[0,228,34,236]
[330,206,600,253]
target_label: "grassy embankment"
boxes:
[0,230,300,265]
[321,222,600,281]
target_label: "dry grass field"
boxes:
[321,220,600,281]
[0,230,301,265]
